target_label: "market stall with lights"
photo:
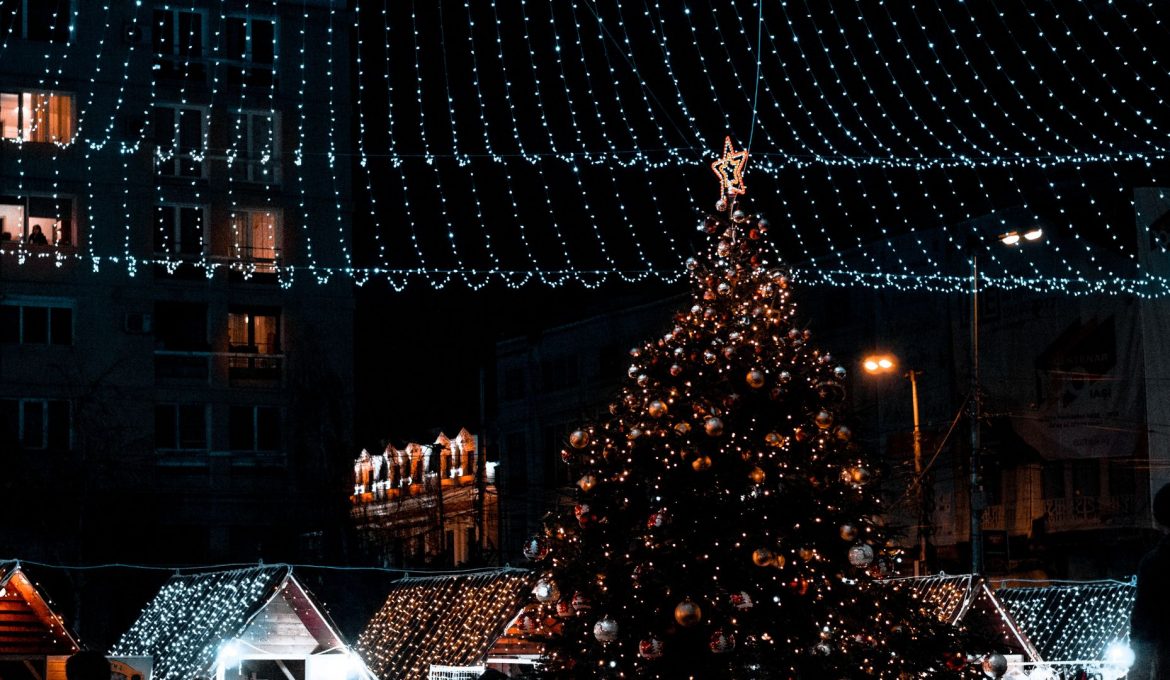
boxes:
[355,569,535,680]
[0,561,80,680]
[111,565,370,680]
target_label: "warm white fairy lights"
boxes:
[2,1,1167,292]
[355,570,534,679]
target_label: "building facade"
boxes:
[350,429,500,568]
[0,0,354,563]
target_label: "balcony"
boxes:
[154,348,285,386]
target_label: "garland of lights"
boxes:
[1,1,1167,292]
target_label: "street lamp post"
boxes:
[863,354,928,575]
[970,225,1044,575]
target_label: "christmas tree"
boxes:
[522,139,979,679]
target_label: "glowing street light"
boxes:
[862,353,928,574]
[998,227,1044,246]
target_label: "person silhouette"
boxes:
[65,650,110,680]
[27,224,49,245]
[1130,483,1170,679]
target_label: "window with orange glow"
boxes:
[0,90,74,143]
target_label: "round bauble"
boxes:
[715,198,727,212]
[981,653,1008,678]
[848,543,875,567]
[648,400,668,418]
[746,369,766,389]
[569,430,590,449]
[710,629,736,654]
[670,364,683,377]
[716,241,731,258]
[675,421,692,435]
[833,365,848,380]
[944,652,967,671]
[778,370,793,383]
[639,637,665,660]
[839,523,858,541]
[798,546,816,562]
[555,600,574,618]
[674,600,702,627]
[764,431,785,448]
[752,548,774,567]
[646,509,669,529]
[534,579,560,603]
[522,536,549,561]
[814,410,834,430]
[749,466,766,484]
[716,282,731,295]
[834,425,853,442]
[704,416,724,437]
[577,474,597,493]
[593,617,619,644]
[691,455,713,472]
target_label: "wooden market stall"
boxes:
[0,561,80,680]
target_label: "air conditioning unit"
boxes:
[124,312,153,334]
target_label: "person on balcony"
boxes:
[1130,483,1170,679]
[27,224,48,245]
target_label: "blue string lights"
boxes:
[1,1,1167,293]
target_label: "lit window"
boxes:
[228,308,280,354]
[225,16,276,88]
[0,194,73,246]
[0,301,72,345]
[0,398,71,450]
[153,105,205,177]
[231,111,279,184]
[152,8,205,81]
[0,1,72,43]
[230,209,280,271]
[0,90,74,143]
[153,204,205,256]
[154,403,208,451]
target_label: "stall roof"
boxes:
[0,561,81,657]
[111,565,350,680]
[356,568,533,680]
[995,580,1135,663]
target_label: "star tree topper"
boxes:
[710,136,749,209]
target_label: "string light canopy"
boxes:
[355,569,535,680]
[2,1,1167,291]
[111,565,368,680]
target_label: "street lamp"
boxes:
[862,353,928,575]
[970,225,1046,575]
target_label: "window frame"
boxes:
[230,109,280,184]
[2,0,73,44]
[153,104,207,179]
[154,402,209,453]
[229,404,281,453]
[0,298,73,346]
[0,397,71,450]
[0,193,75,246]
[223,14,277,68]
[0,89,76,144]
[153,203,207,257]
[230,207,281,271]
[151,7,207,81]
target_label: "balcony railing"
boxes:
[154,348,285,385]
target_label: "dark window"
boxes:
[153,106,205,177]
[0,303,71,345]
[540,355,579,392]
[152,9,205,80]
[1071,459,1101,497]
[231,111,279,183]
[154,205,204,256]
[0,398,70,450]
[225,16,276,87]
[1041,461,1065,500]
[155,404,207,451]
[230,405,280,452]
[1,0,71,43]
[154,302,207,351]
